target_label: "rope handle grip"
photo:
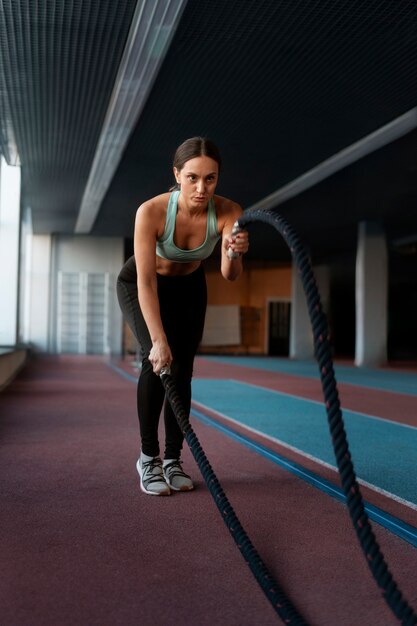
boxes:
[226,221,243,259]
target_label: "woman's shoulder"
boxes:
[135,192,171,236]
[213,195,243,228]
[136,192,171,223]
[137,192,171,214]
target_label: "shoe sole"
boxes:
[136,460,171,496]
[164,474,194,492]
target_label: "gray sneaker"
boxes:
[137,455,171,496]
[163,459,194,492]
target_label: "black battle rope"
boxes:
[160,369,309,626]
[236,209,417,626]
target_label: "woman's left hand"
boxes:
[223,228,249,258]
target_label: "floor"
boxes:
[1,354,417,626]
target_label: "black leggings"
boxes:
[116,256,207,458]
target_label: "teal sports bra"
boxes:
[156,190,220,263]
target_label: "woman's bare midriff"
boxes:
[156,256,201,277]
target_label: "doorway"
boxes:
[268,300,291,356]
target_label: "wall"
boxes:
[22,234,124,354]
[51,235,125,355]
[202,263,292,353]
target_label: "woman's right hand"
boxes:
[149,338,173,375]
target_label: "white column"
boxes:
[355,221,388,367]
[0,157,21,345]
[19,206,33,344]
[27,235,53,352]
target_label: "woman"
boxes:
[117,137,249,496]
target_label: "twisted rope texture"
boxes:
[238,208,417,626]
[160,372,309,625]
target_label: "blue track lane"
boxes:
[191,378,417,506]
[191,406,417,549]
[204,356,417,396]
[109,362,417,548]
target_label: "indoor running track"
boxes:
[1,354,417,626]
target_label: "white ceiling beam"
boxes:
[75,0,188,233]
[245,107,417,212]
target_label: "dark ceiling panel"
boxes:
[94,0,417,258]
[266,129,417,264]
[1,0,417,265]
[0,0,137,232]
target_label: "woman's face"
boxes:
[174,155,219,208]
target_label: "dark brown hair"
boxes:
[170,136,222,190]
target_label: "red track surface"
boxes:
[1,355,417,625]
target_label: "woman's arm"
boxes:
[220,202,249,281]
[134,201,172,373]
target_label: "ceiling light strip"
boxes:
[75,0,188,233]
[246,107,417,212]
